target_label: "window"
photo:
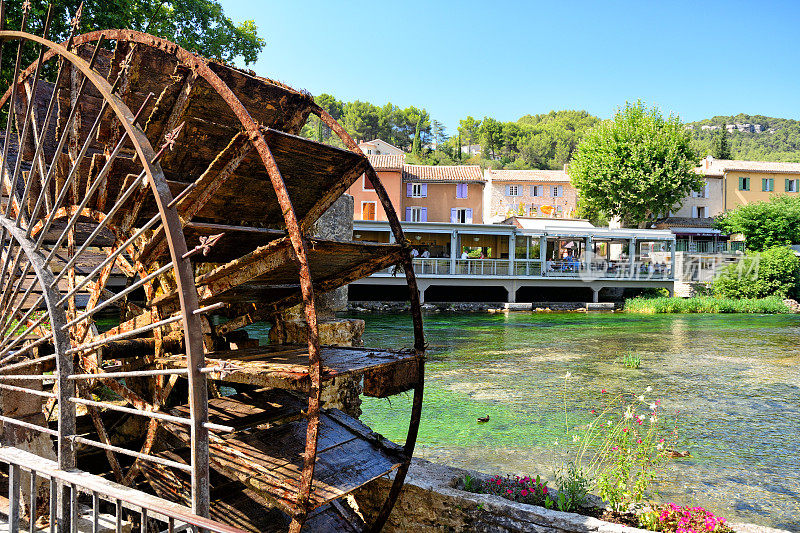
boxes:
[762,178,774,192]
[787,179,799,193]
[456,183,468,198]
[552,185,563,197]
[405,206,427,222]
[450,208,473,223]
[692,181,709,198]
[531,185,543,197]
[407,183,427,198]
[361,201,377,221]
[362,174,375,191]
[505,185,520,196]
[738,177,750,191]
[366,149,372,154]
[692,206,707,218]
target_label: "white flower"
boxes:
[554,440,558,445]
[656,443,664,451]
[564,372,572,379]
[572,434,579,443]
[649,403,657,410]
[607,420,613,426]
[650,416,657,424]
[646,386,653,392]
[638,395,645,402]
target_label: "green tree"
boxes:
[716,195,800,251]
[458,116,481,155]
[569,101,701,227]
[2,0,264,90]
[480,116,502,159]
[412,115,422,154]
[713,246,800,299]
[713,127,732,159]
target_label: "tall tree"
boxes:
[713,127,732,159]
[569,101,701,227]
[412,115,422,154]
[2,0,265,89]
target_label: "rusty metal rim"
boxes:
[63,29,324,529]
[313,107,426,532]
[0,30,210,516]
[0,214,74,469]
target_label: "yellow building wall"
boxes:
[724,171,800,210]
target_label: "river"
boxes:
[348,312,800,530]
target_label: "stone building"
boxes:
[484,168,578,223]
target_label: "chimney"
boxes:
[705,155,714,169]
[563,163,569,173]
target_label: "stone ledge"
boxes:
[352,459,790,533]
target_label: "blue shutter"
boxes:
[421,207,428,222]
[505,185,510,196]
[466,208,473,224]
[405,207,412,221]
[407,183,412,197]
[450,208,458,223]
[421,184,428,197]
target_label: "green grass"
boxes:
[624,295,792,314]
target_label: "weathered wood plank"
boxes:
[155,346,416,391]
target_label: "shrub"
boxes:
[553,461,591,512]
[713,245,800,299]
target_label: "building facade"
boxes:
[346,155,404,221]
[679,156,800,216]
[357,138,404,156]
[484,169,578,223]
[402,164,485,223]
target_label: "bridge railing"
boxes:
[0,446,245,533]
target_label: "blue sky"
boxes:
[219,0,800,134]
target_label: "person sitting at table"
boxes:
[421,248,430,258]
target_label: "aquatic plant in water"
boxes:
[622,351,642,368]
[639,503,734,532]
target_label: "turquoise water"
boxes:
[351,312,800,530]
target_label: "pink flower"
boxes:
[601,389,607,393]
[506,489,513,494]
[623,427,629,433]
[542,486,548,494]
[590,409,596,414]
[520,489,528,496]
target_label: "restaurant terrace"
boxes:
[351,218,676,303]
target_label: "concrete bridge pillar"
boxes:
[591,287,600,303]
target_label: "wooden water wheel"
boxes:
[0,5,425,532]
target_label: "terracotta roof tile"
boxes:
[402,164,484,182]
[488,169,571,183]
[368,154,404,171]
[697,158,800,176]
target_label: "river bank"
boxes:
[318,312,800,531]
